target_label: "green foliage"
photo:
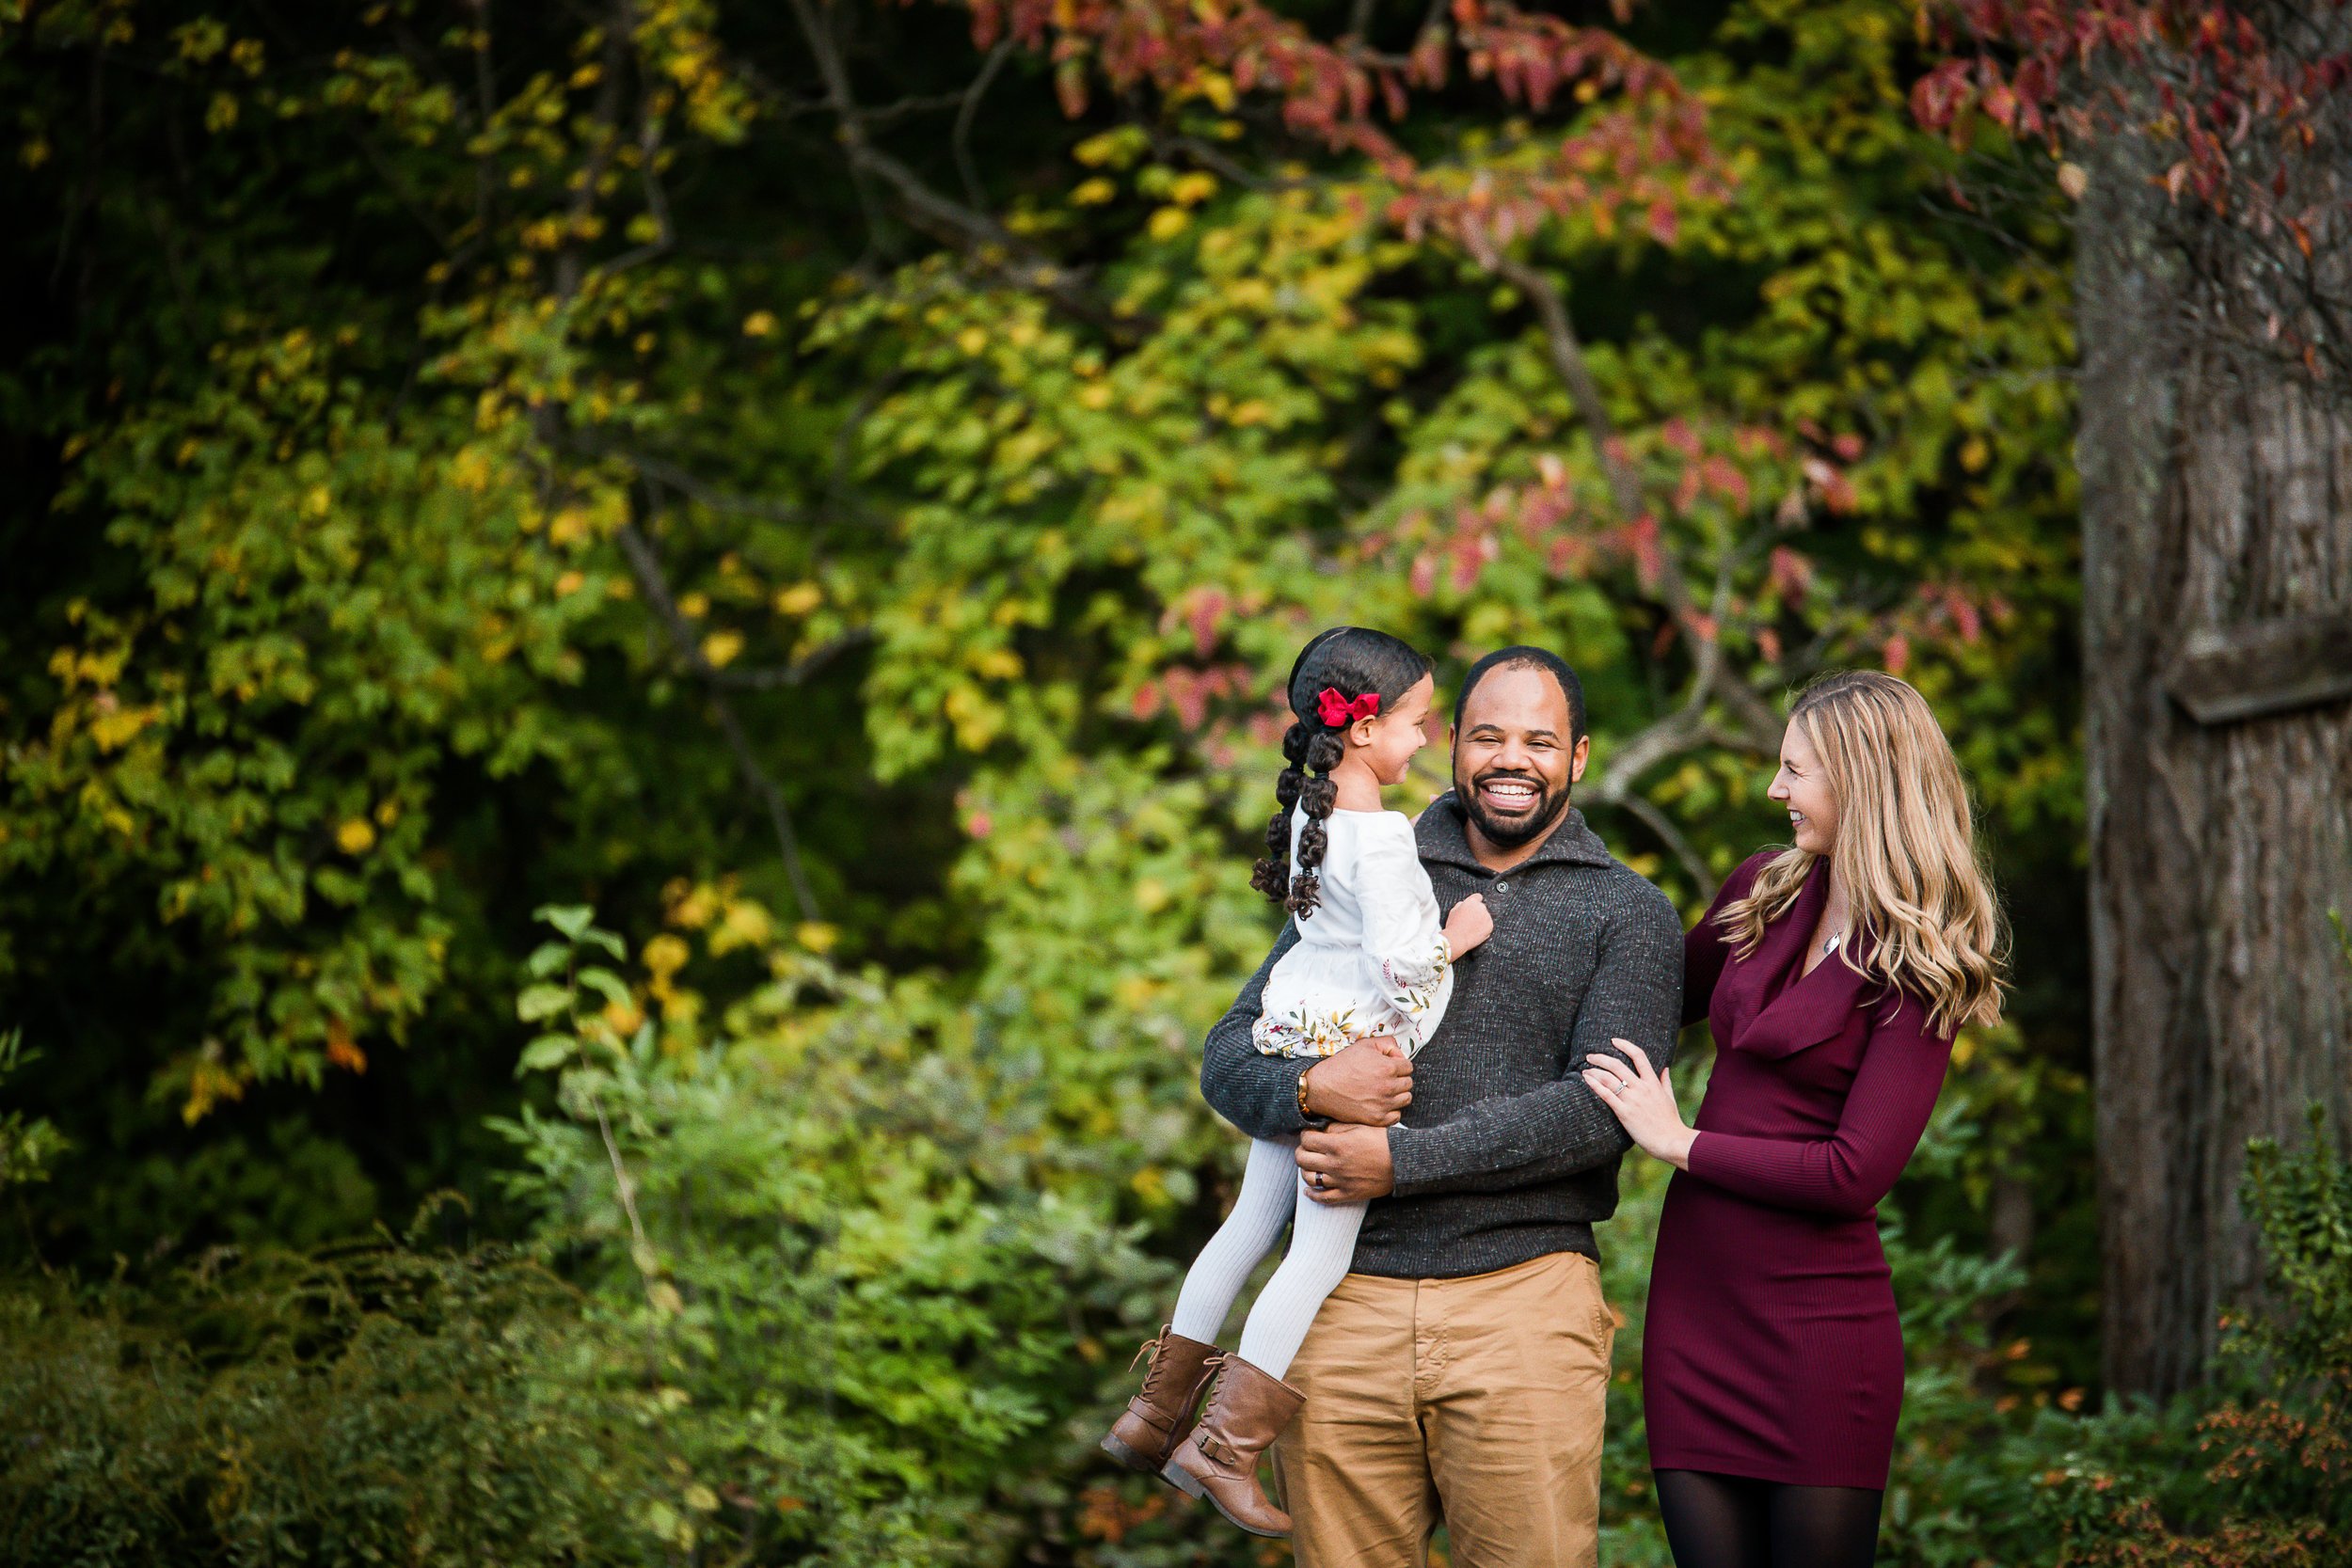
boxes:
[0,0,2151,1563]
[0,1028,69,1193]
[1863,1112,2352,1567]
[489,902,1186,1564]
[0,1209,668,1567]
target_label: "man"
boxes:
[1198,646,1683,1568]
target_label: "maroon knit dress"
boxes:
[1642,850,1955,1491]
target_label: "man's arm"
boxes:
[1202,921,1415,1138]
[1386,880,1684,1197]
[1200,922,1312,1140]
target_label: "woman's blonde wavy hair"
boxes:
[1718,671,2008,1037]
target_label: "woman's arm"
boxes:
[1681,997,1954,1218]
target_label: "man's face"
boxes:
[1450,664,1589,849]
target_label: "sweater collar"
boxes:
[1413,792,1619,876]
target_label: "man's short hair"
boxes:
[1452,645,1587,742]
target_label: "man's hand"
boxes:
[1301,1037,1412,1125]
[1296,1123,1395,1203]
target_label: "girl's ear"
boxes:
[1349,716,1378,749]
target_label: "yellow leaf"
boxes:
[326,1022,368,1074]
[700,630,744,668]
[713,898,773,953]
[1169,171,1216,207]
[795,921,838,954]
[957,325,989,356]
[772,582,822,616]
[1073,177,1116,206]
[742,309,776,338]
[183,1059,246,1125]
[337,818,376,855]
[1147,207,1189,242]
[684,1485,719,1513]
[88,705,157,752]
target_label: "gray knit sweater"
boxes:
[1199,795,1684,1279]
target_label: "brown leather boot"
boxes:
[1099,1326,1218,1474]
[1160,1354,1305,1538]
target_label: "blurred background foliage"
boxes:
[0,0,2340,1562]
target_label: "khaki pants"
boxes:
[1271,1249,1614,1568]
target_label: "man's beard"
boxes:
[1455,768,1573,848]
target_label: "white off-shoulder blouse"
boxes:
[1252,807,1456,1061]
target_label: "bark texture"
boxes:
[2077,128,2352,1399]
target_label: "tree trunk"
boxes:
[2076,130,2352,1399]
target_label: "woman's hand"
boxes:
[1581,1037,1696,1170]
[1444,894,1494,958]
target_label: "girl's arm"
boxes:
[1681,996,1953,1218]
[1357,827,1455,1052]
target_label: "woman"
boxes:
[1582,671,2006,1568]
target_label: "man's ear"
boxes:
[1569,734,1591,783]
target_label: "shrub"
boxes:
[0,1205,667,1568]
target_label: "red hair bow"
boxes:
[1315,687,1381,727]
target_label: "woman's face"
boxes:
[1767,718,1839,856]
[1357,673,1436,786]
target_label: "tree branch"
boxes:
[953,41,1011,211]
[1495,254,1786,752]
[615,512,823,923]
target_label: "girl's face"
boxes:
[1767,718,1839,856]
[1348,673,1437,787]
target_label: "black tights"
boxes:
[1653,1469,1883,1568]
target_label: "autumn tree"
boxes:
[1920,0,2352,1397]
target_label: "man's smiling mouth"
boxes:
[1478,776,1542,811]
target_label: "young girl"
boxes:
[1099,626,1492,1538]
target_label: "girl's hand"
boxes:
[1444,894,1494,958]
[1581,1037,1695,1170]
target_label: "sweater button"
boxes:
[1493,880,1508,892]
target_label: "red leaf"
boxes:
[1645,198,1679,246]
[1769,546,1812,598]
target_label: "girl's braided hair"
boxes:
[1249,626,1434,919]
